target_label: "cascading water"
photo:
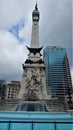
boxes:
[16,102,47,112]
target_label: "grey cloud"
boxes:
[39,0,72,67]
[0,29,28,81]
[0,0,35,28]
[0,0,72,82]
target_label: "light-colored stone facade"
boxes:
[18,62,50,100]
[18,4,51,101]
[6,81,21,99]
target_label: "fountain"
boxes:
[16,101,48,112]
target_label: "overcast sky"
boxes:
[0,0,72,83]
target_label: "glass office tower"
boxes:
[0,80,6,99]
[43,46,72,98]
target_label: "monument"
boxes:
[18,3,51,101]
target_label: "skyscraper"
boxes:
[0,79,6,99]
[43,46,72,98]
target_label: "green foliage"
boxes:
[57,97,65,102]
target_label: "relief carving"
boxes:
[23,68,42,101]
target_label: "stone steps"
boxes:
[0,99,19,111]
[45,99,69,112]
[0,99,69,112]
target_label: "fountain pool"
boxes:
[0,111,73,130]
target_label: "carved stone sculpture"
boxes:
[23,68,42,101]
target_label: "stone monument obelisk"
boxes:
[18,3,51,101]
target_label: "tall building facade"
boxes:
[0,79,6,99]
[6,81,21,99]
[43,46,72,98]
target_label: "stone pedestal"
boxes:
[18,49,51,101]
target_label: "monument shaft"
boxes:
[18,3,50,101]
